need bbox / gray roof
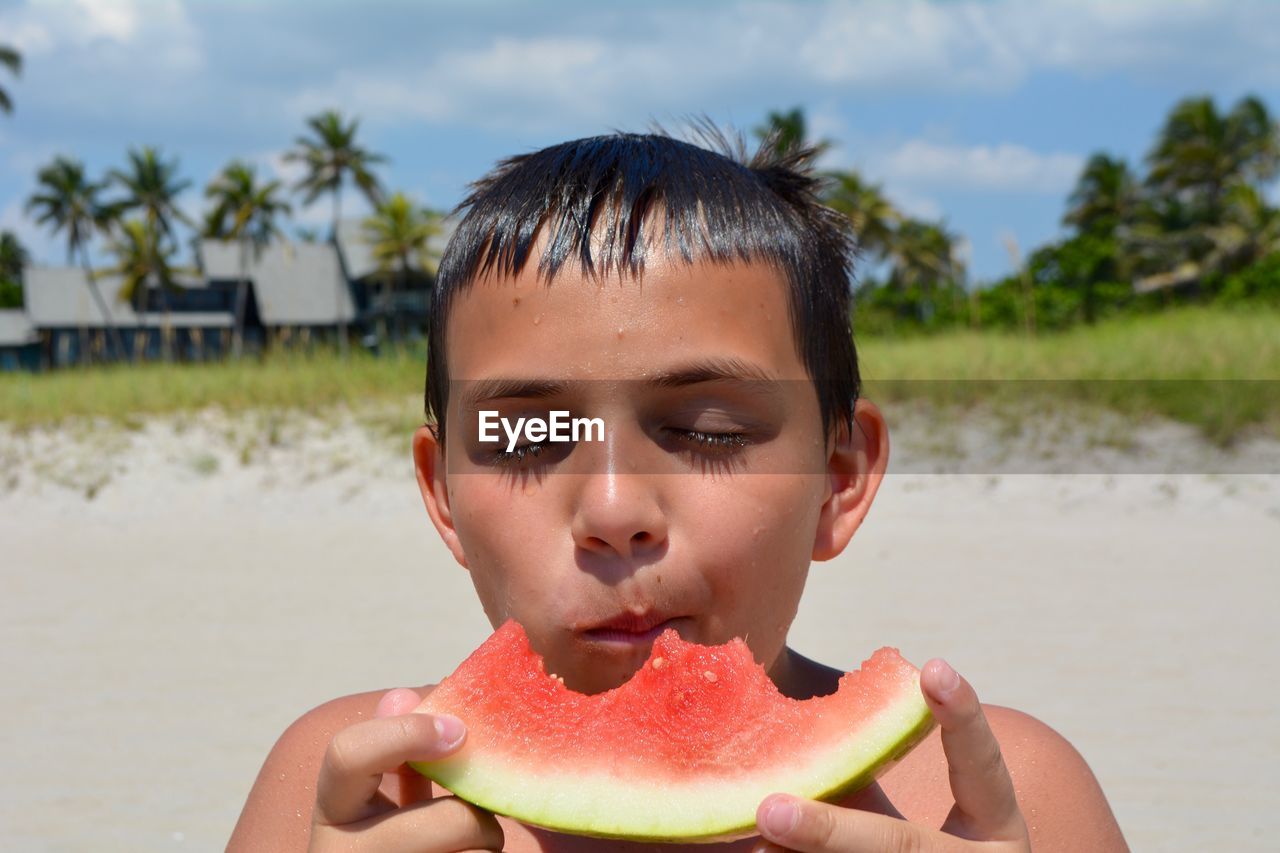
[27,267,145,328]
[334,215,456,281]
[0,309,39,346]
[24,267,231,329]
[200,240,355,325]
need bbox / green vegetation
[783,93,1280,333]
[0,345,426,430]
[0,43,19,116]
[2,306,1276,444]
[858,305,1280,445]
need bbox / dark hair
[425,127,860,445]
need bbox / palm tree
[285,110,387,354]
[108,146,193,245]
[0,44,20,115]
[107,146,193,327]
[887,218,965,322]
[1064,153,1138,239]
[104,218,185,361]
[204,160,292,357]
[0,231,26,280]
[753,106,832,158]
[27,156,128,362]
[1061,154,1139,321]
[361,192,441,340]
[1146,95,1280,225]
[286,110,387,236]
[0,231,26,308]
[823,171,900,263]
[1134,95,1280,292]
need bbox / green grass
[0,347,427,430]
[857,305,1280,444]
[2,305,1277,443]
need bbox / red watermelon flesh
[410,620,936,842]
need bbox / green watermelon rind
[410,675,936,842]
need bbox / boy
[229,131,1127,851]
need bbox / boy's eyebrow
[461,377,569,406]
[458,358,780,406]
[647,357,779,388]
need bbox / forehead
[443,249,807,381]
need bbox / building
[334,217,454,343]
[0,309,40,371]
[23,267,233,366]
[3,219,455,370]
[199,239,356,347]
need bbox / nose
[570,467,669,562]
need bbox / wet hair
[425,126,860,445]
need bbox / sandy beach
[1,405,1277,851]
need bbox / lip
[580,613,683,646]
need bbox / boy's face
[415,245,886,695]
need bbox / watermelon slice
[410,620,935,842]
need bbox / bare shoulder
[227,686,433,852]
[882,704,1129,851]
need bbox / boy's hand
[308,688,504,853]
[753,660,1031,852]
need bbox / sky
[1,0,1278,283]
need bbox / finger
[920,659,1025,841]
[310,795,503,853]
[314,712,466,826]
[375,688,424,719]
[758,794,959,853]
[749,841,788,853]
[375,689,437,807]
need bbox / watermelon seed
[652,657,665,670]
[703,670,718,683]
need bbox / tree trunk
[135,273,150,361]
[233,236,249,358]
[332,186,349,358]
[76,244,127,363]
[160,278,173,363]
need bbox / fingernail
[433,714,466,751]
[935,660,960,701]
[763,796,799,837]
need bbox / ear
[412,425,469,569]
[811,399,890,562]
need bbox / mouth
[579,612,686,646]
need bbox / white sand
[1,406,1277,851]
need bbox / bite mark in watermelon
[410,620,936,842]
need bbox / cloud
[0,0,202,78]
[878,140,1084,194]
[285,34,720,131]
[279,0,1280,132]
[797,0,1273,91]
[884,186,944,221]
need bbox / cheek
[686,474,824,594]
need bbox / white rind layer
[412,675,935,841]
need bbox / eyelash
[488,429,749,467]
